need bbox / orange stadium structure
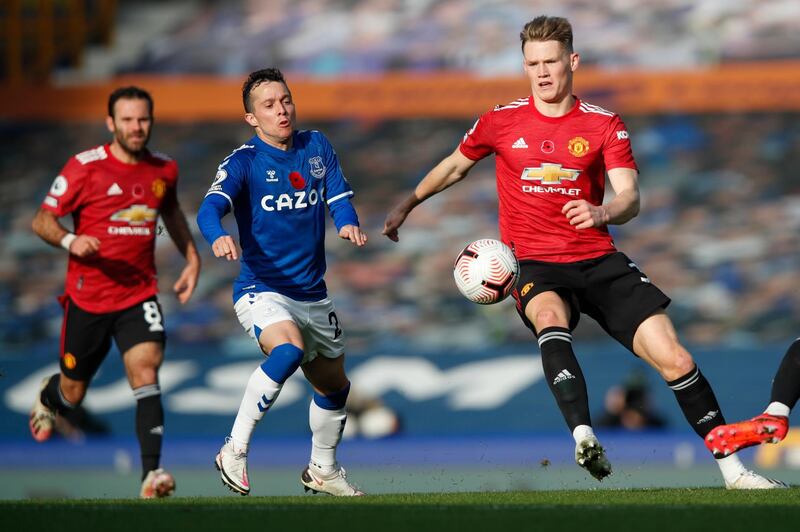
[2,61,800,121]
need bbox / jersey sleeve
[41,157,89,216]
[458,110,495,161]
[319,133,353,206]
[166,158,179,189]
[602,115,638,172]
[204,150,248,210]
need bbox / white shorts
[234,291,345,364]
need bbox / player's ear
[105,115,115,133]
[244,113,258,128]
[570,52,580,72]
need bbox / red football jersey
[459,96,637,263]
[41,144,178,313]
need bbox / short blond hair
[520,16,573,53]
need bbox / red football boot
[704,414,789,458]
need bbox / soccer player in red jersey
[29,86,201,498]
[384,16,786,489]
[704,339,798,456]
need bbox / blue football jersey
[200,130,356,302]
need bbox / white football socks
[765,401,791,417]
[572,424,595,444]
[229,366,282,453]
[716,453,747,484]
[309,399,347,473]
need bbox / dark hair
[242,68,287,113]
[108,86,153,118]
[520,16,573,53]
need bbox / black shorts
[512,252,671,353]
[59,296,166,381]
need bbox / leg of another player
[40,372,87,414]
[302,355,349,473]
[229,321,305,452]
[766,338,800,418]
[300,355,363,495]
[527,292,610,480]
[216,321,305,495]
[30,372,87,442]
[123,341,176,498]
[632,311,786,489]
[704,339,800,457]
[123,341,165,478]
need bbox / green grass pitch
[2,489,798,532]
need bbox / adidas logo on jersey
[107,183,123,196]
[149,425,164,435]
[697,410,719,425]
[512,137,529,149]
[553,370,575,385]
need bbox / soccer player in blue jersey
[197,68,367,496]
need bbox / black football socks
[770,339,800,410]
[668,366,725,438]
[538,327,592,431]
[134,384,164,479]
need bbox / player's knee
[261,343,304,383]
[130,366,159,389]
[662,346,695,381]
[533,309,565,330]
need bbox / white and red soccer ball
[453,239,519,305]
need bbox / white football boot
[725,470,789,490]
[575,435,613,481]
[140,468,176,499]
[301,464,365,496]
[215,437,250,495]
[29,377,55,443]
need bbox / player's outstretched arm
[31,208,100,257]
[160,191,201,304]
[197,193,238,261]
[562,167,640,229]
[383,148,477,242]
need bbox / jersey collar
[252,132,296,156]
[528,95,581,123]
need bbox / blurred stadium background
[1,0,800,498]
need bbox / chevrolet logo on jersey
[520,164,581,184]
[110,204,158,224]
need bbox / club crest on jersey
[520,282,534,297]
[520,164,581,184]
[265,169,279,183]
[309,156,326,179]
[568,136,590,157]
[152,178,167,199]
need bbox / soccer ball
[453,239,519,305]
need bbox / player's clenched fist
[68,234,101,257]
[562,200,609,230]
[212,235,239,261]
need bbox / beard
[115,130,150,156]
